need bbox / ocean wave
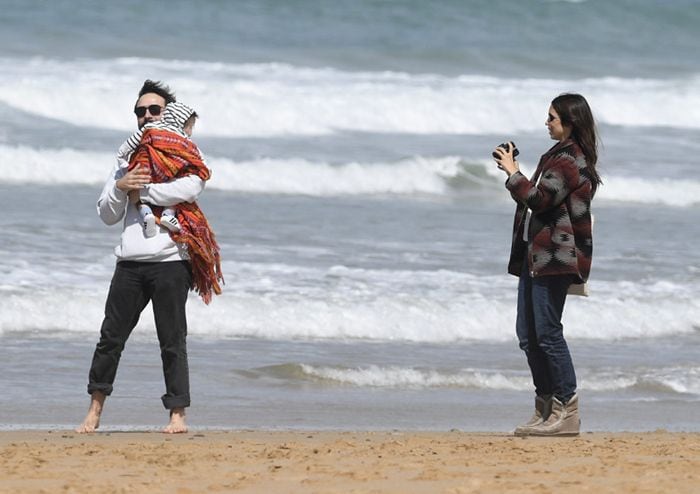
[597,176,700,207]
[0,144,498,195]
[2,144,700,206]
[207,155,498,195]
[0,144,112,185]
[300,364,531,390]
[1,265,698,343]
[1,57,699,137]
[243,363,700,395]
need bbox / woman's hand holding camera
[493,141,520,177]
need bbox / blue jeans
[87,261,192,409]
[516,263,577,403]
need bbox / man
[76,80,204,434]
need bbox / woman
[493,93,602,436]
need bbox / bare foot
[76,392,106,433]
[163,408,188,434]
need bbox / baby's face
[184,120,195,137]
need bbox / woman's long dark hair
[551,93,602,191]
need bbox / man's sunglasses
[134,105,163,118]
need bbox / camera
[492,141,519,159]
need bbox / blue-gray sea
[1,0,699,432]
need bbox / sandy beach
[0,430,698,493]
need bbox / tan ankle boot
[529,393,580,437]
[514,395,552,436]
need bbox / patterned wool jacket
[505,139,595,283]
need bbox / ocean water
[1,0,699,432]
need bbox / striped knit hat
[160,101,197,132]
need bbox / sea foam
[1,262,698,343]
[2,143,699,206]
[1,57,699,137]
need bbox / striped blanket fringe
[129,128,224,304]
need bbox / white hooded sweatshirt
[97,156,204,262]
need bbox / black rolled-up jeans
[87,260,192,409]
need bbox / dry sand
[1,430,698,493]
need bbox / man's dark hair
[137,79,176,105]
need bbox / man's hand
[116,165,150,192]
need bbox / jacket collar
[531,139,576,182]
[543,138,575,157]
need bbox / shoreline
[2,430,699,493]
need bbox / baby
[118,101,199,237]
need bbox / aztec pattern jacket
[505,138,595,283]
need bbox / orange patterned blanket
[129,128,223,304]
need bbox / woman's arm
[506,154,580,213]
